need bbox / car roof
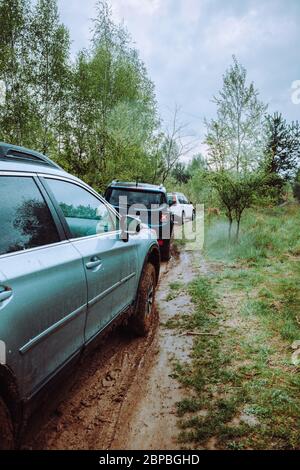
[0,141,77,181]
[108,181,166,193]
[167,192,184,197]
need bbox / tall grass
[204,204,300,264]
[204,203,300,342]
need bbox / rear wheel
[181,211,185,225]
[130,263,157,336]
[0,397,14,450]
[160,239,171,261]
[160,224,173,261]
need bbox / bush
[292,170,300,203]
[293,181,300,203]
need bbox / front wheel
[0,397,14,450]
[130,263,157,336]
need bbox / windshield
[107,188,166,209]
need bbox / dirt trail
[24,250,201,450]
[112,251,201,450]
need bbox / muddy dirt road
[24,250,201,450]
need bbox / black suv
[105,181,174,261]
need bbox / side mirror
[120,215,141,242]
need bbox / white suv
[167,192,195,225]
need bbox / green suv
[0,142,160,449]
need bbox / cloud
[57,0,300,158]
[117,0,161,15]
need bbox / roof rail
[0,143,61,169]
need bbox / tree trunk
[236,217,241,242]
[228,215,233,240]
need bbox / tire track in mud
[111,250,201,450]
[24,250,201,450]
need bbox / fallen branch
[179,331,219,337]
[209,311,217,317]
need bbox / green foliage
[293,170,300,202]
[0,0,35,145]
[205,56,267,174]
[205,204,300,264]
[0,0,160,191]
[263,113,300,180]
[209,170,267,240]
[29,0,71,155]
[260,113,300,202]
[60,0,159,191]
[175,206,300,449]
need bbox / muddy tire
[161,225,173,262]
[181,211,185,226]
[160,239,171,261]
[0,397,14,450]
[131,263,156,336]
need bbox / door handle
[0,287,12,303]
[86,257,102,270]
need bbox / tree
[159,105,196,183]
[29,0,71,155]
[204,118,229,171]
[172,162,191,184]
[62,0,158,190]
[0,0,36,145]
[260,113,300,202]
[209,171,266,240]
[0,0,159,190]
[187,154,207,174]
[264,113,297,178]
[205,56,267,174]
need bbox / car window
[0,176,60,256]
[167,194,173,204]
[167,193,177,205]
[46,179,115,239]
[178,195,185,204]
[106,188,166,209]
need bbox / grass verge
[175,204,300,450]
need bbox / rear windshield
[106,188,166,209]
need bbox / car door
[44,177,138,344]
[178,195,186,217]
[169,194,181,220]
[0,174,87,399]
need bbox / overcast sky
[57,0,300,157]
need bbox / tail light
[160,213,168,223]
